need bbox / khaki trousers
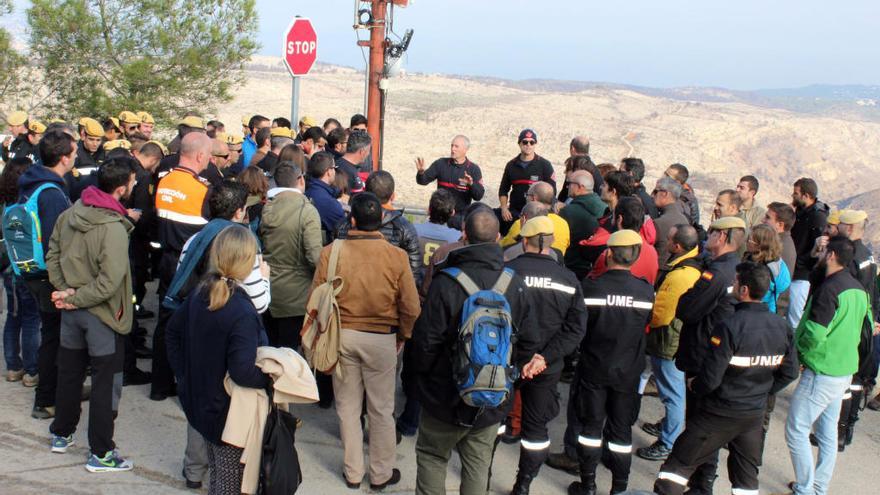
[333,329,398,485]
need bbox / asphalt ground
[1,281,878,494]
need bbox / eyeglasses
[520,140,536,145]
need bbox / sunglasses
[520,140,536,145]
[213,154,229,159]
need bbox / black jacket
[558,156,604,203]
[412,243,532,428]
[75,141,104,169]
[335,208,422,286]
[2,136,36,163]
[335,156,366,194]
[791,201,829,280]
[579,269,654,390]
[498,154,556,213]
[692,302,799,416]
[416,158,485,214]
[849,239,879,320]
[675,251,740,374]
[636,184,660,220]
[257,151,279,176]
[505,253,587,374]
[125,159,155,241]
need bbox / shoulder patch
[701,271,714,281]
[710,336,721,347]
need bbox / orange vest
[155,167,209,226]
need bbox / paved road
[1,283,878,494]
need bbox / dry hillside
[221,57,880,247]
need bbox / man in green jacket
[259,163,323,349]
[559,170,607,279]
[45,157,137,473]
[785,236,871,495]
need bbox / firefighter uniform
[504,217,587,495]
[68,118,106,201]
[416,157,485,227]
[673,216,743,493]
[498,153,556,217]
[655,301,799,495]
[151,166,210,398]
[1,111,34,163]
[837,210,879,451]
[570,230,654,495]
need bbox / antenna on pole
[354,0,412,171]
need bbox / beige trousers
[333,329,398,485]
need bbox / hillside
[219,57,880,246]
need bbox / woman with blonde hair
[744,223,791,313]
[166,225,270,495]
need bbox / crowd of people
[1,108,878,495]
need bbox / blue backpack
[2,183,63,278]
[442,267,517,409]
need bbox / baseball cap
[607,229,643,247]
[518,129,538,143]
[520,217,554,238]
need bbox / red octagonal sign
[283,17,318,76]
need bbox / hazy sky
[256,0,879,90]
[7,1,879,90]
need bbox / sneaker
[51,434,74,453]
[641,421,662,437]
[636,441,671,461]
[86,450,133,473]
[32,406,55,419]
[22,373,38,387]
[6,369,24,382]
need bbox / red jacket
[587,218,659,286]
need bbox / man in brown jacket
[311,192,420,491]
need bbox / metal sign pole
[291,76,301,128]
[290,76,299,132]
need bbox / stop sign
[283,17,318,76]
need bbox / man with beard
[788,178,829,328]
[46,157,138,472]
[137,112,155,139]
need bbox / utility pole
[357,0,409,171]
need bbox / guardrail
[399,206,428,225]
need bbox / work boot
[844,422,855,446]
[684,474,717,495]
[837,423,847,452]
[568,473,597,495]
[610,478,628,494]
[510,472,536,495]
[868,392,880,411]
[546,452,580,475]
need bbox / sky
[7,1,880,90]
[255,0,879,90]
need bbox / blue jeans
[787,280,810,328]
[785,369,851,495]
[652,356,685,449]
[3,272,40,375]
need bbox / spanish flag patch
[701,272,714,281]
[710,336,721,346]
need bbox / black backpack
[258,403,302,495]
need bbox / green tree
[0,0,27,104]
[27,0,258,121]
